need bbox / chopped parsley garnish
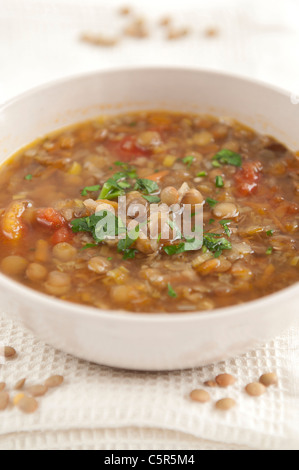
[219,219,231,237]
[209,218,215,224]
[81,185,101,196]
[71,211,126,242]
[117,225,139,260]
[107,257,113,261]
[142,195,161,204]
[206,197,218,208]
[134,178,159,195]
[99,167,137,200]
[122,248,137,260]
[71,211,140,260]
[202,233,232,256]
[164,243,185,256]
[197,171,207,177]
[212,149,242,167]
[266,230,274,237]
[183,155,195,168]
[114,162,137,178]
[266,247,273,255]
[117,181,131,189]
[215,175,224,188]
[163,235,202,256]
[24,174,33,181]
[168,283,177,298]
[80,243,98,250]
[163,232,231,257]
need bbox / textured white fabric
[0,314,299,450]
[0,0,299,450]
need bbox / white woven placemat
[0,313,298,450]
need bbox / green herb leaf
[209,218,215,224]
[71,211,125,243]
[98,166,137,200]
[114,162,137,178]
[212,149,242,167]
[203,233,232,256]
[134,178,159,195]
[81,185,101,196]
[183,156,195,168]
[168,283,177,298]
[24,174,33,181]
[142,195,161,204]
[122,248,137,260]
[219,219,231,237]
[215,175,224,188]
[206,197,218,208]
[164,243,185,256]
[117,225,140,260]
[266,230,274,237]
[197,171,207,177]
[80,243,98,250]
[163,231,203,256]
[266,246,273,255]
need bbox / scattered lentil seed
[204,380,218,388]
[167,27,189,40]
[81,33,119,47]
[2,346,17,359]
[124,18,149,38]
[13,393,25,406]
[190,389,211,403]
[0,392,9,411]
[160,16,172,27]
[245,382,266,397]
[0,383,6,392]
[215,398,236,411]
[17,395,38,414]
[259,373,278,387]
[204,27,219,38]
[45,375,64,388]
[14,378,26,391]
[27,385,48,398]
[215,374,236,388]
[119,6,131,16]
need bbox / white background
[0,0,299,103]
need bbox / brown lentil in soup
[1,111,299,313]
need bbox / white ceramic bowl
[0,68,298,371]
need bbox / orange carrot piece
[146,170,169,182]
[97,200,119,210]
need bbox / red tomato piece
[36,208,66,229]
[51,227,73,245]
[234,161,262,196]
[106,136,150,162]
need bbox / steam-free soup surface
[1,111,299,313]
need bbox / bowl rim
[0,65,298,323]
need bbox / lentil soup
[1,111,299,313]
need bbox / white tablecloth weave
[0,0,299,450]
[0,314,299,450]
